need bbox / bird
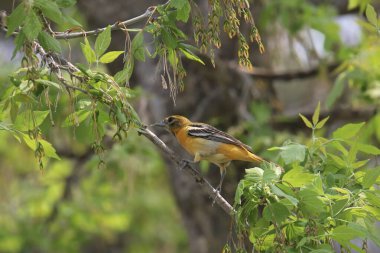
[152,115,267,191]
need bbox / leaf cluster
[232,105,380,252]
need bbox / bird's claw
[178,159,195,170]
[212,187,222,206]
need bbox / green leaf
[21,133,60,159]
[39,139,60,159]
[309,249,334,253]
[38,31,62,53]
[299,113,313,128]
[298,189,325,214]
[270,185,299,206]
[262,167,278,184]
[356,143,380,155]
[167,48,178,67]
[348,0,360,10]
[114,58,134,84]
[63,14,82,27]
[132,32,145,61]
[331,225,365,246]
[362,167,380,189]
[99,51,124,64]
[263,202,290,224]
[332,122,365,140]
[6,3,26,36]
[161,28,178,49]
[179,48,205,65]
[312,102,321,125]
[234,181,244,205]
[10,100,19,123]
[328,153,346,167]
[283,165,316,187]
[23,10,42,41]
[35,79,62,90]
[279,144,306,164]
[365,191,380,208]
[95,26,111,57]
[366,4,378,27]
[176,0,191,22]
[326,72,346,108]
[56,0,77,8]
[244,167,264,182]
[34,0,63,24]
[14,111,49,131]
[80,37,96,64]
[12,31,26,59]
[170,0,187,8]
[315,116,329,129]
[62,110,91,127]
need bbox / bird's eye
[167,117,174,124]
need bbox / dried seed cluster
[192,0,265,68]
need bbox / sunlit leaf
[270,185,298,206]
[298,189,325,214]
[331,225,365,246]
[14,111,49,131]
[283,165,316,187]
[95,26,111,57]
[316,116,329,129]
[99,51,124,64]
[179,48,205,65]
[80,37,96,64]
[278,144,306,164]
[362,167,380,189]
[299,113,313,128]
[332,122,365,140]
[62,110,91,127]
[312,102,320,125]
[39,139,60,159]
[326,72,346,108]
[366,4,378,27]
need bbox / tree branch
[33,41,90,94]
[228,61,339,80]
[138,127,236,216]
[53,6,156,40]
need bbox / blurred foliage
[0,130,187,253]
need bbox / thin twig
[228,61,339,80]
[34,42,89,94]
[138,127,236,216]
[53,6,157,40]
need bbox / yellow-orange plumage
[155,115,267,191]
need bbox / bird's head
[152,115,190,134]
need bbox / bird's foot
[178,159,196,170]
[212,186,222,206]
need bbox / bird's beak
[150,120,166,128]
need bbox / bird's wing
[187,123,253,152]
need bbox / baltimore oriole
[153,115,269,191]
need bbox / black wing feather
[188,123,253,152]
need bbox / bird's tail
[247,151,284,173]
[247,151,265,163]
